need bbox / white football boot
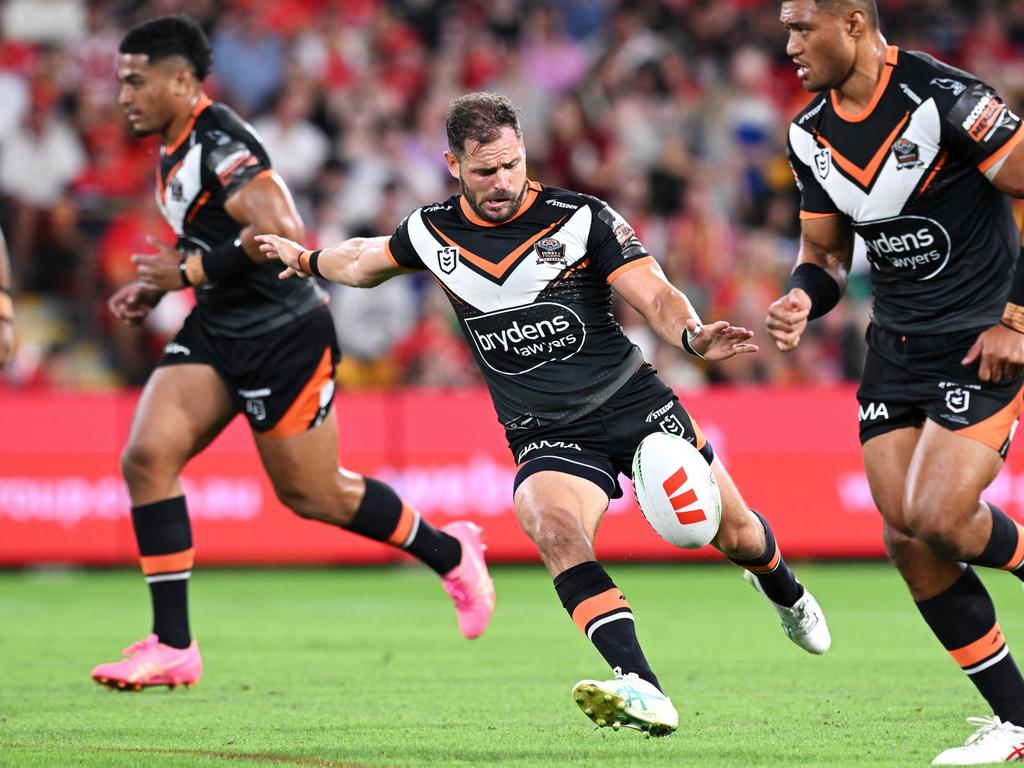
[932,717,1024,765]
[743,570,831,654]
[571,668,678,736]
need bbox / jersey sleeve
[943,81,1024,179]
[787,135,841,219]
[201,126,272,200]
[587,201,652,283]
[385,213,426,270]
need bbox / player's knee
[120,440,175,490]
[882,523,917,567]
[713,505,762,559]
[273,483,323,521]
[518,504,583,557]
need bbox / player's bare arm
[961,141,1024,382]
[766,214,854,352]
[136,172,303,292]
[0,226,14,366]
[611,260,758,361]
[255,233,412,288]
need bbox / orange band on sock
[571,588,629,634]
[140,548,195,575]
[1001,523,1024,570]
[387,503,417,547]
[949,623,1005,669]
[744,548,781,574]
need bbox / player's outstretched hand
[962,323,1024,382]
[255,234,308,280]
[133,236,186,292]
[108,281,163,327]
[0,316,13,367]
[687,318,758,361]
[765,289,812,352]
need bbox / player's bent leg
[94,364,234,690]
[866,428,1024,753]
[255,413,494,638]
[515,468,676,733]
[709,458,830,654]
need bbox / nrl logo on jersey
[814,147,831,179]
[437,246,458,274]
[535,237,567,265]
[892,138,924,170]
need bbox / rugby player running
[92,15,494,692]
[768,1,1024,763]
[259,92,832,736]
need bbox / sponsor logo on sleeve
[853,216,951,281]
[465,302,586,376]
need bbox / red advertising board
[1,386,1021,566]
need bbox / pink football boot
[441,521,496,639]
[91,634,202,690]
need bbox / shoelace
[961,716,1015,746]
[787,599,819,632]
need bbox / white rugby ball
[631,431,722,549]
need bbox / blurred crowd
[1,0,1023,391]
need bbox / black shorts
[158,305,340,438]
[858,323,1024,457]
[508,364,715,499]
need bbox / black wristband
[201,238,256,283]
[785,262,841,320]
[308,249,324,279]
[178,260,191,287]
[0,286,11,297]
[1009,245,1024,305]
[681,327,702,357]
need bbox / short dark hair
[808,0,879,29]
[119,15,212,81]
[445,92,522,157]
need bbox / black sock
[966,503,1024,580]
[346,477,462,575]
[554,561,661,691]
[728,509,803,607]
[131,496,193,649]
[916,567,1024,725]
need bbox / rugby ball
[631,431,721,549]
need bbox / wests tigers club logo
[534,238,567,265]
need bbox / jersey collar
[164,93,213,155]
[830,45,899,123]
[459,179,543,227]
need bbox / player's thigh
[253,408,359,520]
[514,469,610,549]
[122,364,235,499]
[861,426,920,534]
[904,419,1003,528]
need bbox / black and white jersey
[386,181,651,431]
[788,47,1023,334]
[157,95,325,338]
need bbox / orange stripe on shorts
[571,588,629,634]
[263,347,333,439]
[140,548,195,576]
[949,623,1005,669]
[955,382,1024,453]
[744,548,781,574]
[1001,523,1024,571]
[387,503,417,547]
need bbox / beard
[460,174,528,224]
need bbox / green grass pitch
[1,562,1022,767]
